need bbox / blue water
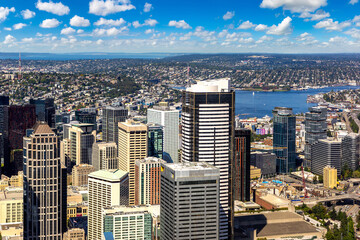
[235,86,360,118]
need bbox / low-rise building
[250,165,262,179]
[324,166,337,189]
[0,190,23,223]
[63,228,85,240]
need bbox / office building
[323,166,337,189]
[75,110,97,131]
[273,107,296,173]
[69,123,96,165]
[0,190,23,223]
[250,166,262,179]
[135,157,165,205]
[147,123,163,159]
[102,106,128,144]
[63,228,85,240]
[72,164,95,186]
[304,106,327,167]
[92,142,118,171]
[23,122,64,239]
[0,96,9,176]
[29,98,55,128]
[311,139,342,176]
[181,78,234,239]
[234,128,251,202]
[251,152,277,177]
[160,162,220,240]
[118,120,147,206]
[342,133,360,171]
[147,107,179,163]
[88,170,129,240]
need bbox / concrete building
[147,107,179,163]
[160,162,220,240]
[63,228,85,240]
[102,106,128,144]
[72,164,95,186]
[118,120,147,206]
[324,166,337,189]
[0,190,22,223]
[23,122,65,239]
[311,139,342,176]
[92,142,118,171]
[88,170,129,240]
[181,78,234,240]
[135,157,166,205]
[250,166,262,179]
[251,152,277,177]
[342,133,360,171]
[147,123,163,159]
[69,124,96,165]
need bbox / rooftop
[136,157,166,164]
[186,78,230,93]
[166,162,219,171]
[88,169,128,181]
[33,121,54,134]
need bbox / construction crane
[301,163,309,198]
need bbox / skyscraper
[147,123,163,159]
[272,107,296,173]
[304,106,327,167]
[311,139,341,176]
[181,78,234,239]
[0,96,9,176]
[69,123,96,165]
[147,107,179,163]
[72,164,95,186]
[102,106,128,144]
[29,98,55,128]
[92,142,118,171]
[118,120,147,205]
[160,162,220,240]
[75,110,97,131]
[23,122,64,239]
[234,128,251,202]
[342,133,360,171]
[88,170,129,240]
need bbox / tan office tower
[118,120,148,206]
[69,124,96,165]
[88,170,129,240]
[23,122,64,240]
[72,164,95,186]
[135,157,166,205]
[92,142,118,171]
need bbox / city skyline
[0,0,360,53]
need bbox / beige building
[0,190,23,223]
[118,120,148,206]
[72,164,95,186]
[60,138,71,165]
[63,228,85,240]
[250,165,262,179]
[0,172,23,190]
[69,124,96,165]
[92,142,118,171]
[324,165,337,189]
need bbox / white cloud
[13,23,27,30]
[314,19,351,31]
[3,35,15,44]
[223,11,235,20]
[345,28,360,39]
[36,0,70,16]
[260,0,327,13]
[96,39,104,45]
[0,7,15,23]
[299,10,330,21]
[256,35,273,43]
[132,18,158,28]
[70,15,90,27]
[89,0,135,16]
[143,3,152,12]
[218,30,228,38]
[266,16,292,35]
[77,29,84,34]
[21,9,36,19]
[350,0,359,4]
[329,36,349,43]
[61,27,76,35]
[93,26,128,36]
[145,29,154,34]
[193,26,216,41]
[238,37,254,44]
[354,15,360,22]
[237,21,256,30]
[22,37,34,42]
[4,27,11,31]
[255,24,268,31]
[168,20,191,29]
[94,17,126,26]
[40,18,61,28]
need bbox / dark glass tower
[102,106,128,144]
[29,98,55,128]
[234,128,251,202]
[272,107,296,173]
[0,96,9,176]
[147,123,163,159]
[75,110,97,130]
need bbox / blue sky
[1,0,360,53]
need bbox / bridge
[303,193,360,204]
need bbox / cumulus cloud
[93,26,128,36]
[238,37,254,44]
[70,15,90,27]
[40,18,61,28]
[3,35,16,44]
[96,39,104,45]
[266,16,292,35]
[168,20,191,29]
[61,27,76,35]
[314,19,351,31]
[4,27,11,31]
[89,0,135,16]
[77,29,84,34]
[0,7,15,23]
[256,35,273,43]
[260,0,327,13]
[145,29,154,34]
[132,19,158,28]
[21,9,36,19]
[345,28,360,39]
[223,11,235,20]
[350,0,359,4]
[237,20,256,30]
[299,10,330,21]
[13,23,27,30]
[36,0,70,16]
[255,24,268,31]
[22,37,34,43]
[94,17,126,26]
[143,3,153,12]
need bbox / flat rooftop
[89,169,128,181]
[166,162,218,171]
[0,191,22,201]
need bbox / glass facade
[147,124,163,159]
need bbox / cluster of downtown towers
[0,79,303,240]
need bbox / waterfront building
[160,162,220,240]
[311,139,342,176]
[147,123,163,159]
[250,152,277,177]
[147,107,179,163]
[342,133,360,171]
[102,106,128,144]
[118,120,147,206]
[69,123,96,165]
[72,164,95,186]
[272,107,296,173]
[88,170,129,240]
[23,122,65,239]
[75,110,97,131]
[181,78,234,239]
[92,142,118,171]
[323,166,337,189]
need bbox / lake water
[235,86,360,118]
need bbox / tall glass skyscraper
[272,107,296,173]
[102,106,128,144]
[147,123,163,159]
